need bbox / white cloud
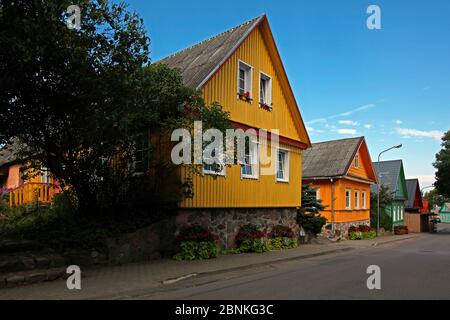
[395,120,403,124]
[407,175,436,189]
[338,120,359,126]
[363,124,373,129]
[336,128,357,135]
[306,103,375,124]
[395,128,444,141]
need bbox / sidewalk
[0,233,421,300]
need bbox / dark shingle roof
[371,160,403,195]
[157,15,263,88]
[0,139,21,167]
[405,179,419,209]
[302,137,363,179]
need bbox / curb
[370,234,422,247]
[164,247,355,284]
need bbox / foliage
[0,0,231,217]
[424,188,448,209]
[0,192,169,251]
[297,184,327,236]
[348,225,376,240]
[270,237,298,250]
[173,241,218,261]
[370,186,393,231]
[176,225,219,243]
[269,225,295,238]
[434,130,450,198]
[237,239,271,253]
[234,224,270,253]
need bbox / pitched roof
[157,15,263,89]
[371,160,404,196]
[405,178,420,209]
[302,137,364,179]
[0,139,21,167]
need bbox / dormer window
[259,72,272,110]
[237,60,252,102]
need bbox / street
[137,224,450,300]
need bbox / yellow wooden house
[159,15,311,247]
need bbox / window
[259,72,272,106]
[237,61,252,98]
[276,149,290,182]
[362,191,366,209]
[203,149,226,176]
[41,167,50,184]
[133,133,150,175]
[345,189,351,209]
[241,140,258,179]
[355,191,360,209]
[316,188,321,200]
[354,154,359,168]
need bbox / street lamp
[377,144,402,235]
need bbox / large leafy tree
[434,130,450,198]
[0,0,230,216]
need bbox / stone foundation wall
[176,208,299,249]
[322,219,370,238]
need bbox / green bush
[348,230,376,240]
[173,241,218,260]
[270,237,298,250]
[0,192,170,251]
[237,238,271,253]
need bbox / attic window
[259,72,272,110]
[237,60,252,102]
[354,155,359,168]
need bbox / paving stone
[46,268,65,281]
[6,275,25,287]
[26,272,47,284]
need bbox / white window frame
[275,148,290,183]
[41,167,50,184]
[355,191,360,209]
[237,60,253,100]
[354,154,359,168]
[259,71,272,106]
[362,191,367,209]
[203,151,226,176]
[345,189,351,209]
[240,140,259,180]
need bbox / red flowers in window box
[259,102,272,111]
[238,91,252,102]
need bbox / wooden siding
[304,178,371,223]
[180,141,302,208]
[202,25,304,142]
[180,23,308,209]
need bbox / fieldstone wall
[322,219,370,238]
[176,208,299,249]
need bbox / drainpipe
[330,178,335,237]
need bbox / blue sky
[124,0,450,188]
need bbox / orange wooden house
[302,137,377,236]
[0,141,59,206]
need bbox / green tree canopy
[0,0,230,216]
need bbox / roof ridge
[311,136,363,145]
[156,15,263,63]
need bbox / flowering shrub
[269,225,295,238]
[174,225,219,260]
[176,224,219,243]
[348,225,376,240]
[268,225,298,250]
[235,224,270,253]
[394,225,409,235]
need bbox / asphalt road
[140,224,450,300]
